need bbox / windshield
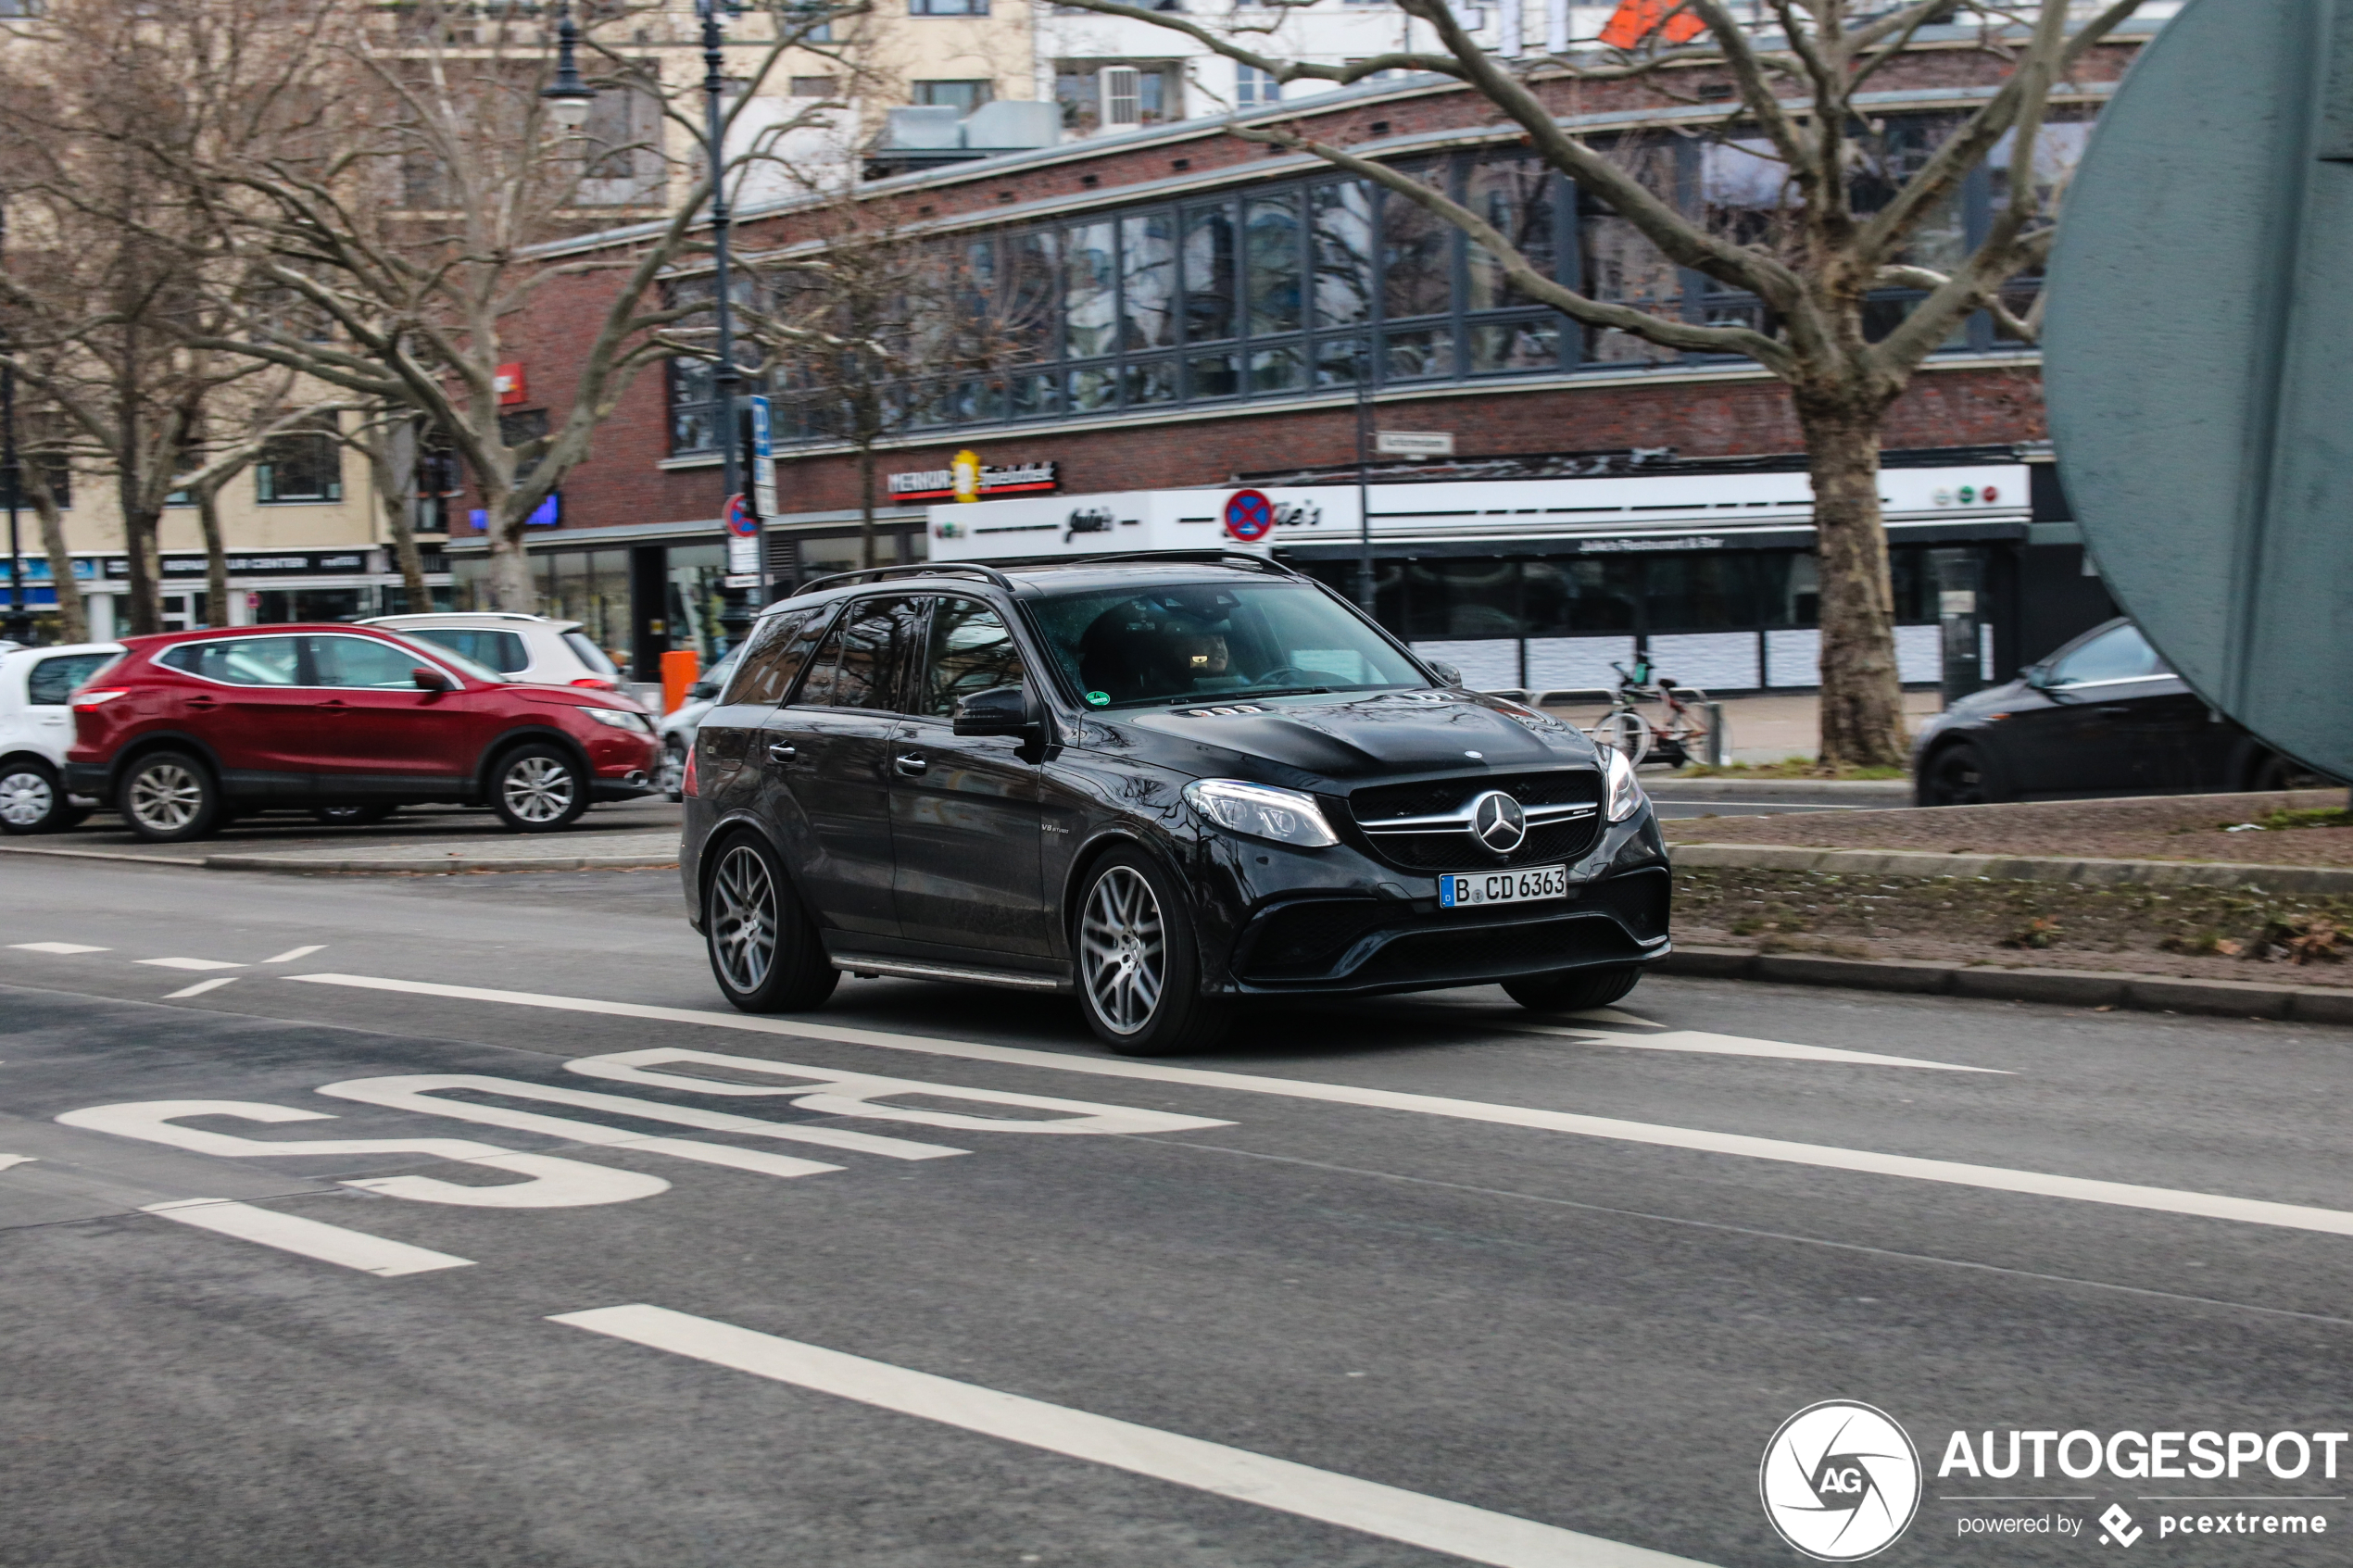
[1026,580,1429,709]
[384,632,507,684]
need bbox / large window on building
[669,117,2032,457]
[255,417,344,504]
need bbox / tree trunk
[488,514,533,611]
[195,480,230,627]
[120,504,162,635]
[25,466,83,644]
[364,417,430,610]
[1795,391,1908,770]
[858,445,877,570]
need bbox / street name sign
[1375,430,1454,458]
[2045,0,2353,779]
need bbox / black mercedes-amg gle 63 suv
[680,554,1670,1055]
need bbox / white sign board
[749,396,777,521]
[1375,430,1455,458]
[727,533,761,575]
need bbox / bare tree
[17,423,84,644]
[156,0,853,611]
[355,405,434,612]
[1040,0,2138,766]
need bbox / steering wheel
[1249,666,1326,688]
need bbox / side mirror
[953,684,1037,738]
[1428,660,1463,687]
[412,666,454,692]
[2022,664,2053,690]
[689,679,718,701]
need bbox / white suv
[359,612,628,692]
[0,641,125,834]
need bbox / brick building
[451,19,2147,688]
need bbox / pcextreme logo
[1760,1401,1924,1562]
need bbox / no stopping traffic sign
[1224,489,1274,543]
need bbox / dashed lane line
[552,1304,1713,1568]
[287,972,2353,1239]
[138,958,245,972]
[263,946,326,964]
[142,1198,474,1276]
[164,978,237,1000]
[1506,1025,2006,1073]
[9,942,108,955]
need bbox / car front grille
[1343,770,1604,872]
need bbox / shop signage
[495,362,527,405]
[887,459,1058,502]
[1375,430,1455,458]
[1575,534,1730,554]
[107,550,375,579]
[466,494,562,531]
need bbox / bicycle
[1587,657,1714,768]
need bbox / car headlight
[1182,779,1338,848]
[582,706,652,734]
[1604,746,1646,823]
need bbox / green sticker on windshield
[1085,690,1111,708]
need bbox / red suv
[66,624,660,842]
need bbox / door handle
[766,742,797,763]
[320,699,350,711]
[894,752,928,776]
[2091,705,2132,716]
[185,696,218,709]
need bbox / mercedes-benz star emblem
[1471,790,1527,853]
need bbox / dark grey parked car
[1912,618,2329,805]
[679,554,1673,1055]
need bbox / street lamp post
[538,2,595,133]
[694,0,759,607]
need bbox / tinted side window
[725,608,827,707]
[799,596,920,711]
[26,652,117,707]
[920,598,1025,718]
[410,627,528,674]
[2051,624,2164,685]
[310,635,430,690]
[158,636,301,686]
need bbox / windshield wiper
[1158,685,1330,706]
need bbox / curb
[0,843,206,868]
[1649,776,1912,799]
[1667,842,2353,896]
[204,852,679,874]
[1654,945,2353,1023]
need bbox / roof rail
[980,549,1307,578]
[786,562,1019,598]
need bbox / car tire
[118,750,222,843]
[0,759,76,835]
[488,743,589,833]
[1502,965,1642,1013]
[1074,847,1229,1057]
[702,833,838,1012]
[1917,743,2002,807]
[2249,752,2334,793]
[660,739,687,803]
[314,803,397,827]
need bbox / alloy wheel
[1080,865,1165,1036]
[0,769,53,828]
[129,763,203,834]
[710,844,777,993]
[501,756,576,823]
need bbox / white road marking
[262,945,327,964]
[1563,1008,1662,1028]
[552,1304,1713,1568]
[143,1198,473,1276]
[58,1100,670,1209]
[138,958,245,972]
[10,942,108,955]
[562,1050,1232,1136]
[0,1154,35,1173]
[1510,1025,2006,1073]
[290,972,2353,1239]
[164,978,237,1000]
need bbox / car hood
[1105,689,1602,791]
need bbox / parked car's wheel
[659,739,687,802]
[1917,743,2001,807]
[1075,847,1228,1057]
[703,834,838,1012]
[119,750,222,843]
[0,759,83,834]
[488,743,589,832]
[2249,752,2335,793]
[314,803,396,827]
[1503,965,1642,1013]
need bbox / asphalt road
[4,859,2349,1568]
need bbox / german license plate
[1439,864,1569,909]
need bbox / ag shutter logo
[1761,1401,1923,1561]
[2098,1504,2143,1548]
